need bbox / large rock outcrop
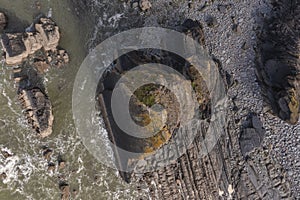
[256,0,300,124]
[18,88,53,138]
[1,17,61,65]
[0,15,69,138]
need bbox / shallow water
[0,0,144,199]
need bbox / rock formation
[96,18,294,199]
[256,0,300,124]
[1,17,64,65]
[18,88,54,138]
[0,15,69,137]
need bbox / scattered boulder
[0,12,7,31]
[57,155,66,170]
[43,148,53,161]
[217,4,232,13]
[58,161,66,170]
[59,183,70,200]
[1,150,12,158]
[33,60,50,73]
[232,23,242,34]
[0,172,7,180]
[47,163,56,172]
[239,113,265,156]
[205,15,218,28]
[139,0,151,11]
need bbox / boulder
[33,60,51,73]
[35,18,60,51]
[1,33,28,65]
[239,113,265,156]
[59,184,70,200]
[139,0,151,11]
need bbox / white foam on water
[108,13,124,28]
[1,89,20,116]
[0,147,35,185]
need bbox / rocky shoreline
[0,0,299,199]
[88,0,299,198]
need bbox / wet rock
[18,88,54,138]
[33,61,50,73]
[0,12,7,31]
[43,148,53,161]
[139,0,151,11]
[0,172,7,180]
[47,49,70,68]
[1,151,12,158]
[58,159,66,170]
[47,162,56,172]
[59,183,70,200]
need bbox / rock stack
[1,17,68,66]
[256,0,300,124]
[0,15,69,137]
[18,88,54,138]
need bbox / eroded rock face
[256,0,300,124]
[18,88,54,138]
[1,17,64,66]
